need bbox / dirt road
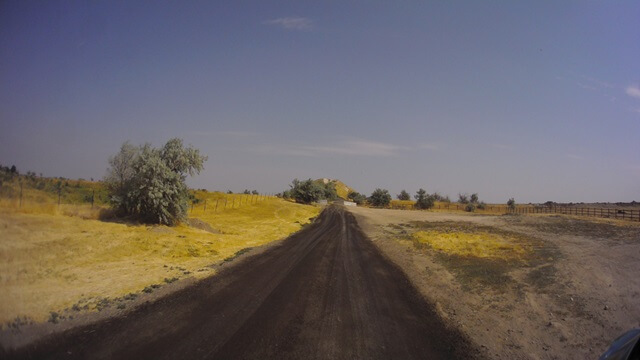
[3,206,478,360]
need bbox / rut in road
[5,206,479,360]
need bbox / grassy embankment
[0,177,320,326]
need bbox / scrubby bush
[477,201,486,210]
[347,191,367,205]
[251,190,259,195]
[414,188,435,210]
[458,193,469,204]
[465,203,476,212]
[507,198,516,211]
[397,190,410,201]
[368,188,391,207]
[104,138,207,225]
[470,193,479,204]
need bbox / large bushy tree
[287,179,338,204]
[368,188,391,207]
[105,138,207,225]
[289,178,326,204]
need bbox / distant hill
[315,178,355,200]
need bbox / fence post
[58,187,61,207]
[91,190,95,209]
[20,182,23,208]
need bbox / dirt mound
[186,218,221,234]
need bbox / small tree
[414,188,435,210]
[470,193,479,204]
[397,190,411,201]
[458,193,469,204]
[369,188,391,207]
[507,198,516,211]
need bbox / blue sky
[1,1,639,202]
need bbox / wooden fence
[506,205,640,222]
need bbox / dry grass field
[0,192,320,327]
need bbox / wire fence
[187,193,277,215]
[389,202,640,222]
[0,181,277,219]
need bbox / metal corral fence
[390,202,640,222]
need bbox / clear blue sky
[1,1,639,203]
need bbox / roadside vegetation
[0,143,321,327]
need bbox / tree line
[279,180,516,212]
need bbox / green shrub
[465,203,476,212]
[348,191,366,205]
[397,190,411,201]
[414,188,435,209]
[369,188,391,207]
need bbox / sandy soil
[348,207,640,360]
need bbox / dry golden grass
[411,230,528,260]
[0,196,320,325]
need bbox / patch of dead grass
[0,198,320,325]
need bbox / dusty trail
[4,206,478,360]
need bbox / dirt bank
[349,207,640,360]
